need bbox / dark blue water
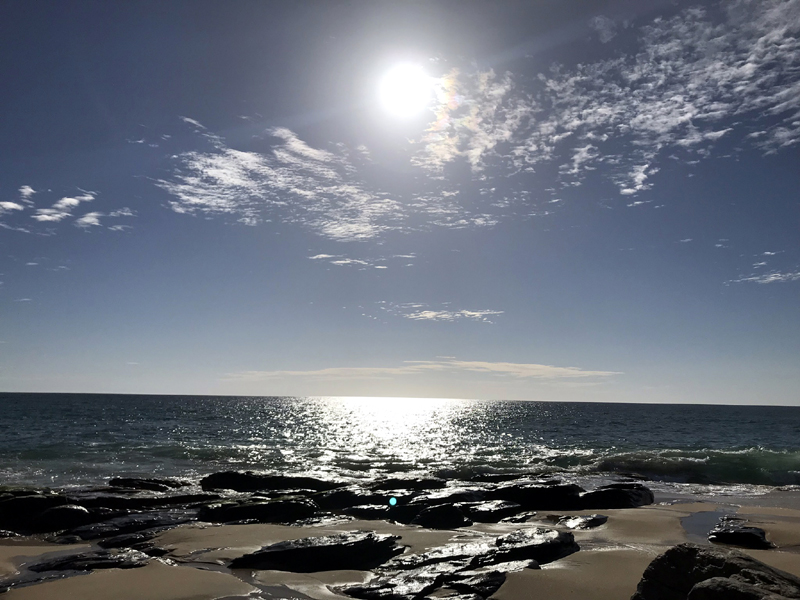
[1,394,799,492]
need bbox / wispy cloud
[730,271,800,284]
[32,191,95,222]
[225,357,621,381]
[379,302,504,323]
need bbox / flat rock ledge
[631,543,800,600]
[229,531,404,571]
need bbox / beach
[2,478,800,600]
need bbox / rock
[485,527,579,566]
[448,569,507,598]
[108,477,187,492]
[69,512,190,540]
[579,483,654,509]
[200,471,341,492]
[555,514,608,529]
[30,504,94,532]
[631,543,800,600]
[411,504,472,529]
[409,488,487,506]
[71,492,221,510]
[0,493,69,531]
[343,561,456,599]
[469,473,533,483]
[0,530,20,538]
[458,501,523,523]
[370,477,447,491]
[313,487,391,510]
[342,504,422,524]
[198,499,318,523]
[97,530,160,549]
[708,516,774,549]
[500,511,538,524]
[229,531,403,571]
[28,549,151,572]
[488,482,584,510]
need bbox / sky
[1,0,799,404]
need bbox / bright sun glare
[379,64,433,118]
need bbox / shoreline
[0,474,799,599]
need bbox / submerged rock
[579,482,654,509]
[200,471,342,493]
[708,516,774,549]
[198,499,318,523]
[229,531,403,571]
[631,542,800,600]
[370,477,447,491]
[28,549,151,572]
[411,504,472,529]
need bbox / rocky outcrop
[0,493,69,531]
[30,504,94,532]
[230,531,403,571]
[631,543,800,600]
[708,516,774,549]
[200,471,342,492]
[457,501,523,523]
[108,477,188,492]
[488,482,585,510]
[555,514,608,529]
[580,483,654,509]
[198,498,318,523]
[411,504,472,529]
[28,549,151,572]
[370,477,447,491]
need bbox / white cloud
[0,202,25,212]
[380,302,504,323]
[731,271,800,284]
[75,212,103,228]
[225,357,621,381]
[179,116,207,130]
[590,15,618,43]
[19,185,35,200]
[32,191,95,223]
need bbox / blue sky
[1,0,799,404]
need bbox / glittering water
[1,394,799,492]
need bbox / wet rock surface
[198,498,318,523]
[488,482,585,510]
[411,504,472,529]
[553,514,608,529]
[707,516,774,549]
[108,477,188,492]
[457,500,523,523]
[580,482,655,509]
[229,531,403,571]
[200,471,342,493]
[28,549,151,572]
[631,543,800,600]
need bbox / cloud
[730,271,800,284]
[157,128,399,241]
[32,191,95,222]
[379,302,504,323]
[18,186,35,204]
[75,212,103,228]
[0,201,25,213]
[590,15,618,43]
[225,357,621,381]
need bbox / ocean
[1,394,799,496]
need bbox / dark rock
[708,516,774,550]
[28,549,151,572]
[108,477,187,492]
[500,511,538,524]
[469,473,533,483]
[631,543,800,600]
[411,504,472,529]
[409,488,487,506]
[688,576,798,600]
[484,527,579,566]
[555,514,608,529]
[69,512,190,540]
[30,504,94,532]
[200,471,342,493]
[0,493,69,531]
[0,530,21,538]
[458,501,523,523]
[343,561,456,599]
[97,529,160,549]
[229,531,403,571]
[448,570,507,598]
[70,492,220,511]
[198,499,318,523]
[488,482,584,510]
[313,487,389,510]
[580,483,654,509]
[341,504,422,524]
[370,478,447,491]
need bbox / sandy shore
[2,495,800,600]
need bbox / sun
[379,64,433,118]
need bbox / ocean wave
[589,448,800,486]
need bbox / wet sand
[2,496,800,600]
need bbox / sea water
[1,394,799,496]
